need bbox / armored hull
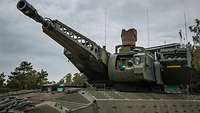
[24,89,200,113]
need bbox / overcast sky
[0,0,199,82]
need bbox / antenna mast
[179,29,184,47]
[183,0,188,44]
[104,8,108,49]
[146,8,150,47]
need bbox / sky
[0,0,199,82]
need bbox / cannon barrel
[17,0,45,24]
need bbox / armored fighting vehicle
[17,0,200,113]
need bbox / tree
[192,48,200,72]
[7,61,33,89]
[189,19,200,92]
[190,19,200,76]
[189,19,200,48]
[37,69,48,87]
[64,73,72,85]
[7,61,48,90]
[0,72,6,88]
[72,73,87,86]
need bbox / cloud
[0,0,199,81]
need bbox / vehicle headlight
[134,56,141,65]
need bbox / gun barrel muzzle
[17,0,44,23]
[17,0,26,10]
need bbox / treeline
[0,61,49,92]
[59,73,87,86]
[192,48,200,73]
[190,19,200,92]
[0,61,88,93]
[191,48,200,92]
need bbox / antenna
[146,8,150,47]
[179,29,184,47]
[179,29,183,44]
[183,0,188,44]
[104,8,108,50]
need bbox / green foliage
[64,73,72,85]
[37,69,49,86]
[6,61,48,90]
[0,72,6,88]
[192,48,200,72]
[191,48,200,91]
[190,19,200,73]
[60,73,87,86]
[189,19,200,48]
[190,19,200,92]
[72,73,87,86]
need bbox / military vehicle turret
[17,0,191,90]
[16,1,200,113]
